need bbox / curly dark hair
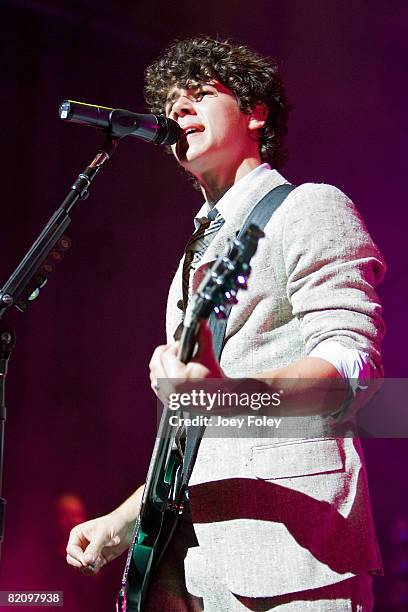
[144,36,290,169]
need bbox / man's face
[165,80,254,176]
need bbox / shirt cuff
[309,340,371,419]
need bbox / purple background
[0,1,406,609]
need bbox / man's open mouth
[183,125,204,137]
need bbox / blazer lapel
[191,169,288,293]
[191,216,241,293]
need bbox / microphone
[58,100,181,145]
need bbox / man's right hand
[66,511,132,575]
[66,485,144,575]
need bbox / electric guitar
[116,224,264,611]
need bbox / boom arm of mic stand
[0,133,120,557]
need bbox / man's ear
[248,102,268,131]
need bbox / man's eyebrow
[165,83,212,107]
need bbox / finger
[83,534,119,565]
[148,345,168,372]
[66,553,83,569]
[168,341,180,353]
[80,559,105,576]
[66,540,89,565]
[149,345,169,387]
[160,341,188,376]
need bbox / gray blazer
[166,169,385,598]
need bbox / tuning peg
[224,289,238,304]
[212,274,223,286]
[58,235,72,252]
[214,304,228,319]
[235,274,248,290]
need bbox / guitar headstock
[184,223,265,326]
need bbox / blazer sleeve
[282,183,386,377]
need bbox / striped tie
[175,207,224,456]
[181,207,224,311]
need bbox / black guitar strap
[181,183,296,493]
[208,183,296,359]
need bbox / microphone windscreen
[161,118,182,145]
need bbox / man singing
[66,37,385,610]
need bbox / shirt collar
[193,163,273,229]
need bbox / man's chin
[176,144,203,164]
[180,142,218,168]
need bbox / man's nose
[171,95,196,119]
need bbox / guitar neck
[178,319,199,364]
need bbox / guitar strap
[181,183,296,493]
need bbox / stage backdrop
[0,1,406,610]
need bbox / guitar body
[117,440,184,612]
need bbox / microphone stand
[0,133,121,558]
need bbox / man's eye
[195,90,212,101]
